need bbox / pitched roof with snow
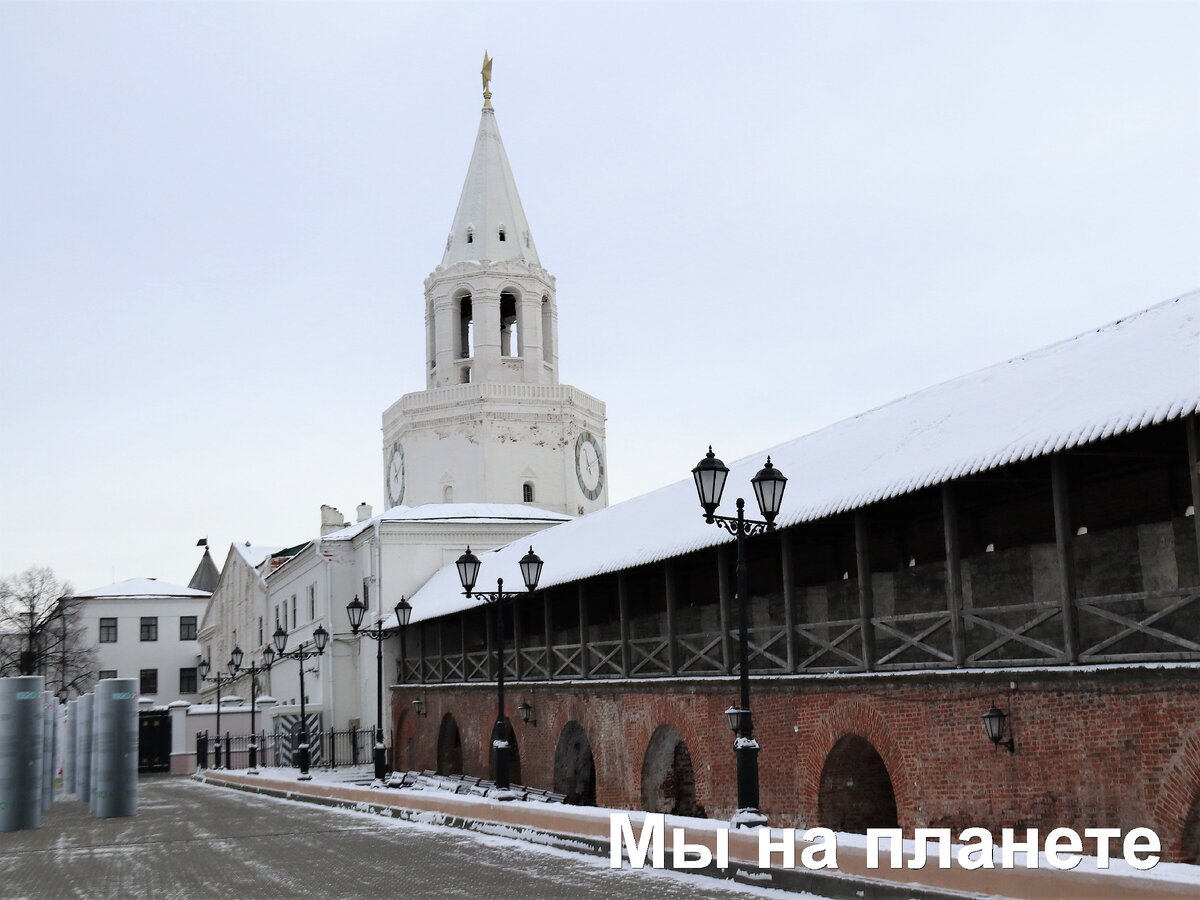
[232,543,284,570]
[391,291,1200,626]
[318,503,571,543]
[74,578,210,600]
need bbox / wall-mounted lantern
[412,697,427,718]
[517,701,536,726]
[981,702,1016,753]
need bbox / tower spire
[441,57,539,268]
[481,51,493,110]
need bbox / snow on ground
[229,767,1200,888]
[197,777,822,899]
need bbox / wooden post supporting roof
[941,483,967,667]
[1188,414,1200,567]
[577,583,590,678]
[418,620,427,684]
[854,512,877,671]
[617,572,632,677]
[1052,455,1081,663]
[512,597,523,680]
[781,530,798,673]
[399,621,408,684]
[436,617,445,682]
[543,591,554,679]
[485,605,494,681]
[717,545,734,675]
[459,614,468,683]
[664,561,679,675]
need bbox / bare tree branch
[0,566,95,696]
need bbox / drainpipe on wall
[325,547,335,732]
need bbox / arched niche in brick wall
[393,708,417,773]
[1154,725,1200,861]
[817,734,898,833]
[490,719,522,785]
[554,720,596,806]
[437,713,463,776]
[641,724,705,818]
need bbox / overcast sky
[1,1,1197,593]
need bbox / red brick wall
[391,666,1200,861]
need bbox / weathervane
[482,51,493,109]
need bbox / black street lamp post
[692,447,787,827]
[244,646,276,774]
[454,545,544,792]
[272,624,329,781]
[198,648,243,769]
[345,595,413,781]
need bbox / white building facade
[73,577,210,705]
[196,541,285,704]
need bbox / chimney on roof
[357,502,373,523]
[320,504,348,536]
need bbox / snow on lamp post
[343,594,412,782]
[199,653,241,770]
[272,624,328,781]
[243,645,275,774]
[454,545,543,793]
[692,448,787,828]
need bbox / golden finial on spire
[481,51,493,109]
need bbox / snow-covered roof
[74,577,210,600]
[319,503,571,543]
[392,291,1200,626]
[233,542,284,570]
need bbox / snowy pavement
[0,777,819,899]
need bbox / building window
[307,584,316,621]
[523,482,534,503]
[179,668,198,694]
[140,669,158,694]
[98,669,117,680]
[291,595,297,628]
[98,618,117,643]
[275,605,280,629]
[362,579,370,608]
[466,228,473,244]
[140,617,158,641]
[258,616,263,646]
[498,226,506,242]
[179,616,197,640]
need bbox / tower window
[498,226,506,242]
[523,482,534,503]
[443,484,453,502]
[466,229,474,244]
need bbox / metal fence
[197,727,379,771]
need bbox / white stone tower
[381,61,608,516]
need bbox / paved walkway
[0,777,802,899]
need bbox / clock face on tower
[574,431,605,501]
[386,441,405,508]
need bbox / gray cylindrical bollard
[42,692,55,811]
[92,678,138,818]
[76,693,93,804]
[0,676,46,832]
[64,700,77,795]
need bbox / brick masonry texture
[392,666,1200,861]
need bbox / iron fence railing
[196,727,379,771]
